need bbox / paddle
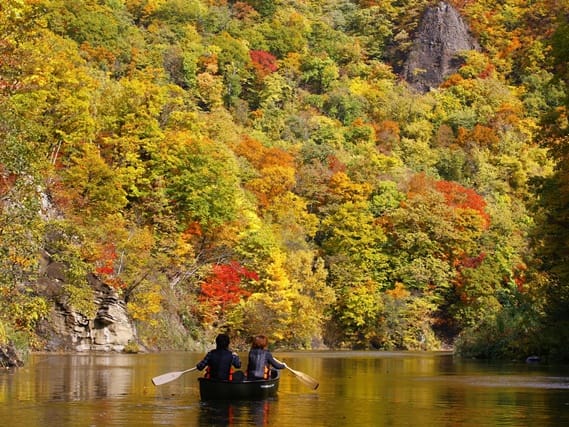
[274,358,319,390]
[151,367,197,386]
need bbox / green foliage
[159,132,242,229]
[0,320,30,358]
[300,54,340,94]
[45,0,145,75]
[378,284,440,351]
[454,298,544,360]
[0,289,49,334]
[345,5,394,60]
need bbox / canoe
[198,370,280,400]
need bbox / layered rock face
[38,257,137,352]
[403,1,480,92]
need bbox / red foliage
[250,50,278,79]
[478,62,495,79]
[458,252,487,269]
[435,180,490,228]
[0,166,17,197]
[183,221,203,237]
[95,243,117,276]
[94,243,128,290]
[199,261,257,312]
[327,155,346,174]
[511,262,528,292]
[232,2,258,20]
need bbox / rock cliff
[37,255,137,352]
[403,1,480,92]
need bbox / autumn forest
[1,0,568,361]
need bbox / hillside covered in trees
[1,0,568,361]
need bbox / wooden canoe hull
[198,372,279,400]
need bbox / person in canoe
[196,333,241,380]
[246,335,287,380]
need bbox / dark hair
[251,335,268,349]
[215,333,230,349]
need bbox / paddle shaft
[152,366,197,386]
[274,358,319,390]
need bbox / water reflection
[198,399,274,426]
[32,354,135,401]
[1,352,569,426]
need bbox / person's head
[215,333,230,350]
[251,335,268,349]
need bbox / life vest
[203,349,236,380]
[205,365,234,380]
[263,364,269,379]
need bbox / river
[1,351,568,426]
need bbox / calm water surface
[1,351,568,426]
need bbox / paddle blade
[287,367,319,390]
[152,367,196,386]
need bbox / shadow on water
[198,399,275,426]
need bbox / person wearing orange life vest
[246,335,286,380]
[196,333,241,380]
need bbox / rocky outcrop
[403,1,480,92]
[0,342,24,367]
[37,254,137,352]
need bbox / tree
[158,131,242,230]
[199,261,257,324]
[234,135,296,209]
[300,54,339,94]
[383,173,494,335]
[530,14,569,360]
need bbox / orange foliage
[375,120,400,152]
[234,136,262,164]
[477,62,495,79]
[0,166,16,197]
[498,36,522,59]
[456,125,500,150]
[457,252,486,269]
[512,262,527,292]
[406,172,432,198]
[232,2,259,20]
[440,73,464,88]
[198,53,219,74]
[436,124,456,147]
[435,180,490,228]
[234,135,296,208]
[456,127,468,145]
[470,124,499,147]
[385,282,410,299]
[80,42,117,69]
[235,135,294,170]
[183,221,203,238]
[491,103,522,130]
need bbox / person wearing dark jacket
[246,335,287,380]
[196,333,241,380]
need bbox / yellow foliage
[0,321,6,345]
[329,172,373,203]
[127,284,163,325]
